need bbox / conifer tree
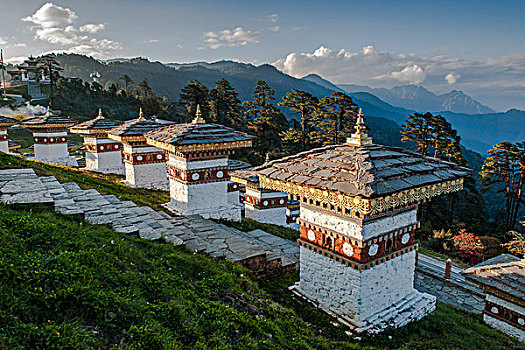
[37,54,62,108]
[119,74,134,95]
[180,80,210,120]
[209,78,245,129]
[244,81,288,162]
[401,112,435,156]
[312,92,357,146]
[481,141,525,231]
[278,89,318,152]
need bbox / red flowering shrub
[453,229,486,264]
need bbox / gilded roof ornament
[192,104,206,124]
[347,108,373,146]
[97,108,104,119]
[138,108,145,121]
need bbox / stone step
[34,171,296,274]
[0,169,54,206]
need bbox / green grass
[0,152,523,349]
[0,204,522,349]
[218,217,299,242]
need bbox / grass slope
[0,204,522,349]
[0,153,522,349]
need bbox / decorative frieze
[123,151,166,165]
[244,194,287,210]
[261,176,464,218]
[485,301,525,331]
[85,143,121,153]
[228,182,241,192]
[298,238,418,272]
[33,136,68,144]
[167,165,229,184]
[299,223,416,265]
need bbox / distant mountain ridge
[53,54,524,154]
[339,83,495,115]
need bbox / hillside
[0,152,522,349]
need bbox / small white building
[22,107,78,166]
[231,169,298,229]
[251,112,471,333]
[464,254,525,341]
[70,109,125,174]
[144,110,254,221]
[0,117,17,153]
[107,109,167,190]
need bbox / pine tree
[180,80,210,121]
[244,81,288,163]
[119,74,134,95]
[209,78,245,129]
[278,89,318,152]
[481,141,525,231]
[37,54,63,108]
[401,112,435,155]
[312,92,357,146]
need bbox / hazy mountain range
[54,54,524,154]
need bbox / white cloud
[391,65,426,84]
[270,26,280,32]
[148,39,160,43]
[79,23,105,33]
[268,14,279,24]
[203,27,261,49]
[21,3,122,57]
[22,2,77,28]
[273,45,525,111]
[445,72,460,84]
[0,37,6,45]
[14,43,27,48]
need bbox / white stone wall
[84,137,124,174]
[123,144,162,155]
[164,156,241,220]
[296,247,434,331]
[300,206,417,241]
[124,161,168,190]
[0,129,7,153]
[169,180,228,212]
[33,131,69,160]
[245,203,288,226]
[168,155,228,170]
[245,187,287,199]
[298,247,417,322]
[484,314,525,342]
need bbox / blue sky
[1,0,524,111]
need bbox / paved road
[418,253,466,283]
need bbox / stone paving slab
[3,169,298,275]
[0,169,54,205]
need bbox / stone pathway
[0,168,298,276]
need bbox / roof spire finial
[97,108,104,119]
[347,108,373,146]
[265,153,270,164]
[138,108,145,121]
[192,104,206,124]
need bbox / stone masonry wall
[414,267,485,313]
